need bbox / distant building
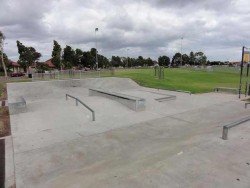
[229,61,242,67]
[44,59,55,69]
[9,60,24,73]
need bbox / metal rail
[214,87,239,94]
[176,90,192,95]
[66,94,95,121]
[222,116,250,140]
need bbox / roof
[44,59,55,68]
[9,60,20,67]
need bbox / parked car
[10,72,25,77]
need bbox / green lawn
[0,66,246,94]
[112,67,246,93]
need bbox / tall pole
[239,46,245,98]
[180,37,183,66]
[126,48,129,68]
[60,49,62,71]
[0,37,7,78]
[95,28,98,70]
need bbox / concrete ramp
[7,78,140,101]
[7,77,250,188]
[79,77,139,91]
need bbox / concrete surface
[89,88,146,111]
[4,136,15,188]
[6,77,250,188]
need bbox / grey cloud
[0,0,249,61]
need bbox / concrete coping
[245,102,250,108]
[214,87,239,94]
[89,88,146,111]
[222,116,250,140]
[89,88,145,102]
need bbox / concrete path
[7,78,250,188]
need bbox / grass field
[113,67,246,93]
[0,66,247,95]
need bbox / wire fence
[32,69,115,81]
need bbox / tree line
[0,35,230,73]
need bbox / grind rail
[66,94,95,121]
[222,116,250,140]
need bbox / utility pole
[95,28,98,70]
[0,36,7,78]
[180,37,183,66]
[126,48,129,68]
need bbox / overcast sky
[0,0,250,62]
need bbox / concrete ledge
[245,102,250,108]
[8,97,27,115]
[222,116,250,140]
[214,87,239,94]
[89,88,146,111]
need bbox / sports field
[113,66,245,93]
[0,66,246,95]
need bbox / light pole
[0,36,7,78]
[126,48,129,68]
[180,37,183,66]
[95,28,98,70]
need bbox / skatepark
[5,77,250,188]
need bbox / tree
[0,31,7,77]
[74,48,83,67]
[137,56,144,66]
[189,51,195,65]
[16,41,41,72]
[97,54,109,68]
[0,51,9,72]
[62,45,75,69]
[81,51,94,68]
[111,56,122,67]
[145,58,154,66]
[158,56,170,66]
[182,54,190,65]
[51,40,62,70]
[171,53,182,67]
[195,52,207,66]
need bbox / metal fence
[32,69,115,81]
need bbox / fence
[32,69,114,81]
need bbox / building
[44,59,55,69]
[9,61,24,73]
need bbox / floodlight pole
[180,37,183,66]
[60,50,62,71]
[95,28,98,70]
[239,46,245,98]
[126,48,129,68]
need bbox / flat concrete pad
[7,78,250,188]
